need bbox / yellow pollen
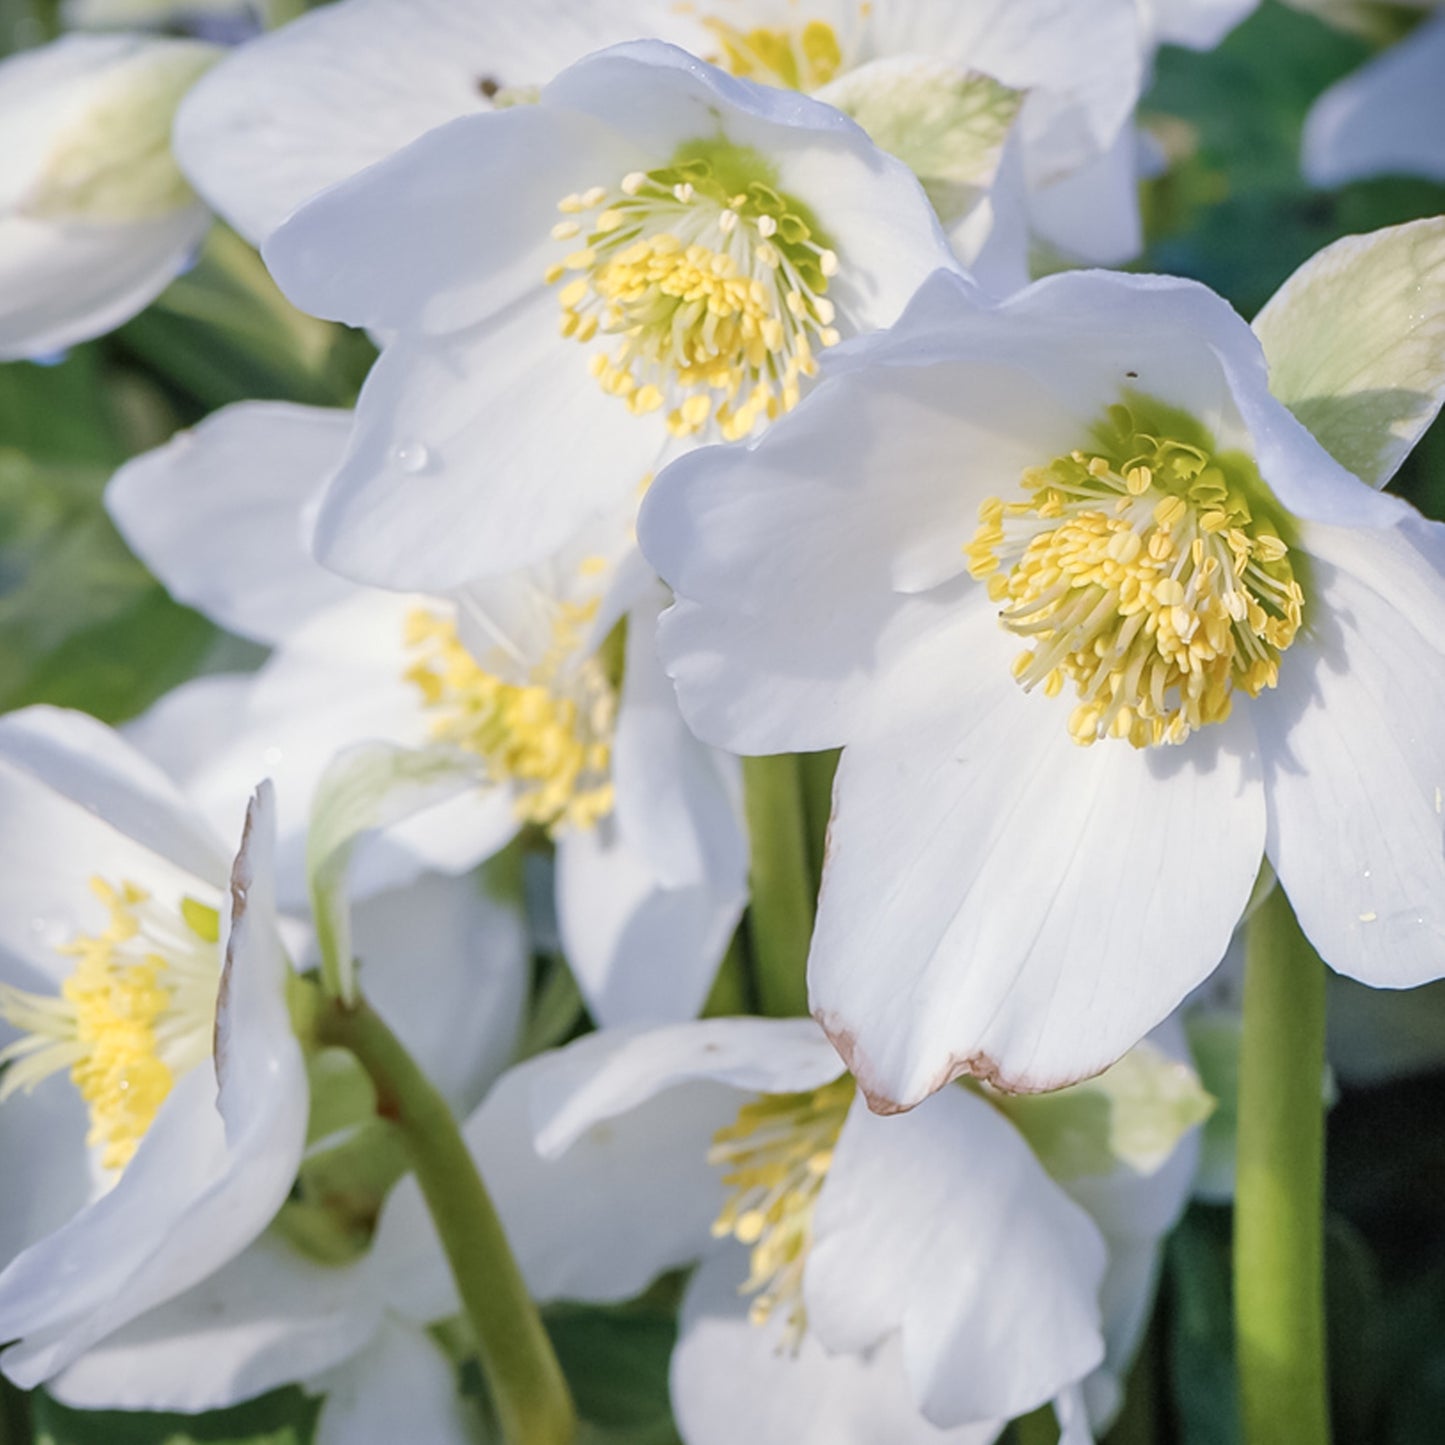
[965,397,1305,749]
[0,879,221,1171]
[403,606,616,833]
[545,154,841,443]
[708,1074,854,1346]
[702,17,845,91]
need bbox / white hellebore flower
[173,0,695,245]
[176,0,1147,293]
[1302,9,1445,187]
[0,708,305,1387]
[108,401,748,1026]
[0,33,216,360]
[260,40,959,589]
[667,0,1152,288]
[639,248,1445,1111]
[37,874,530,1445]
[438,1016,1207,1444]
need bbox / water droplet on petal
[262,746,284,767]
[393,441,431,475]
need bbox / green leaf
[32,1386,319,1445]
[0,449,217,723]
[518,959,587,1060]
[998,1040,1215,1181]
[819,61,1024,223]
[1167,1205,1243,1445]
[118,227,372,412]
[1252,217,1445,487]
[547,1301,682,1445]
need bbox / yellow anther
[544,160,841,441]
[709,1075,854,1348]
[0,879,221,1171]
[966,397,1303,748]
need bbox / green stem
[701,930,753,1017]
[1234,888,1331,1445]
[741,754,815,1017]
[318,996,576,1445]
[797,747,840,894]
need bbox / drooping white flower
[423,1015,1207,1443]
[0,708,305,1386]
[1302,9,1445,187]
[0,33,217,360]
[35,870,530,1445]
[109,400,748,1026]
[260,40,959,590]
[639,251,1445,1111]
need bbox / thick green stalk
[1012,1405,1060,1445]
[1234,888,1331,1445]
[318,997,575,1445]
[701,931,753,1017]
[797,747,840,893]
[741,754,815,1017]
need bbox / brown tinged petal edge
[211,785,263,1083]
[817,1011,1097,1116]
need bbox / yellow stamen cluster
[0,879,221,1171]
[702,17,845,91]
[403,604,616,832]
[547,155,841,442]
[709,1074,855,1345]
[965,398,1304,748]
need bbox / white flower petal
[1300,513,1445,651]
[262,107,640,336]
[312,1319,478,1445]
[673,1253,1003,1445]
[129,593,517,909]
[811,601,1265,1107]
[443,1043,748,1303]
[1025,120,1143,266]
[527,1018,845,1157]
[1302,12,1445,188]
[642,325,1067,752]
[356,872,529,1117]
[1257,558,1445,987]
[45,1234,382,1412]
[613,586,748,893]
[806,1088,1107,1425]
[1252,217,1445,489]
[0,707,230,983]
[555,818,745,1027]
[309,304,663,589]
[0,786,308,1384]
[0,1081,92,1274]
[106,402,359,646]
[0,33,215,357]
[176,0,678,244]
[0,206,207,360]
